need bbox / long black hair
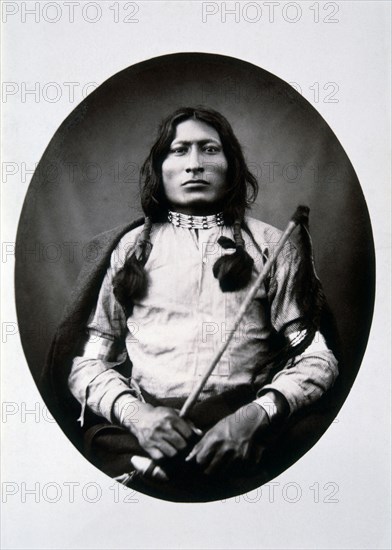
[113,107,259,313]
[140,107,258,224]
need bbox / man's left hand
[185,402,270,476]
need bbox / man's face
[161,118,229,215]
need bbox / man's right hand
[120,401,195,462]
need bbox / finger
[171,418,193,439]
[147,439,177,459]
[130,456,169,482]
[185,438,203,462]
[204,456,225,476]
[184,435,207,462]
[242,443,253,462]
[151,465,169,482]
[155,439,178,458]
[182,418,203,437]
[185,446,197,462]
[161,430,188,451]
[156,419,191,448]
[130,455,154,475]
[192,440,217,467]
[147,447,165,462]
[253,444,266,464]
[204,449,234,476]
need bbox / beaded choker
[168,211,224,229]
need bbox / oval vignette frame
[15,52,375,502]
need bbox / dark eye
[170,146,187,155]
[203,145,220,153]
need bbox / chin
[173,199,221,216]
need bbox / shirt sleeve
[256,331,339,414]
[258,239,339,414]
[68,245,139,426]
[267,239,305,337]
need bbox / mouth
[182,179,209,186]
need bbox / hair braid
[212,219,254,292]
[112,217,153,314]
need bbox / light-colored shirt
[69,217,338,425]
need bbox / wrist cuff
[253,395,279,424]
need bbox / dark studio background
[15,53,375,478]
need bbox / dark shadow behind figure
[16,54,375,502]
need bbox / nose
[186,146,204,173]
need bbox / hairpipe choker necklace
[168,211,224,229]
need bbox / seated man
[44,107,339,498]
